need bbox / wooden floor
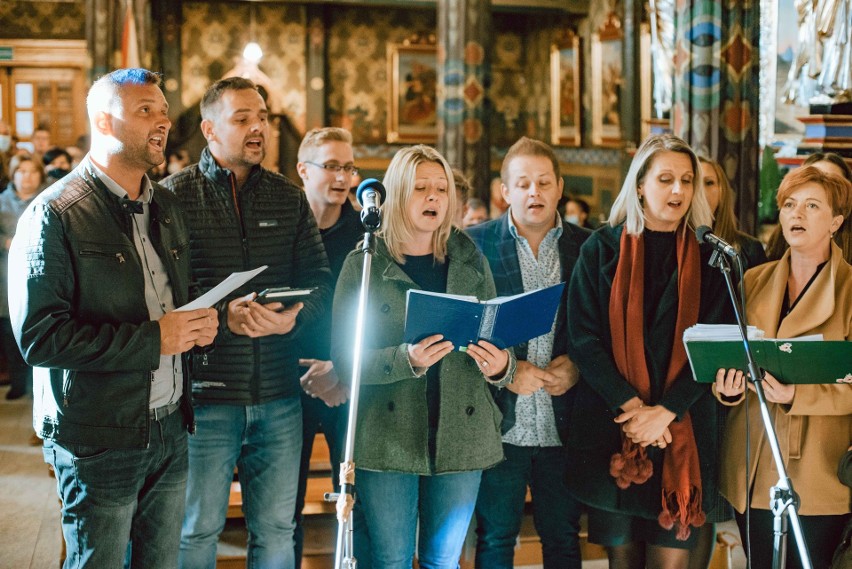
[0,389,61,569]
[0,384,744,569]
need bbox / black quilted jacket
[163,148,332,405]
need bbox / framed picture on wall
[550,32,581,147]
[591,13,623,148]
[388,44,438,144]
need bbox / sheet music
[176,265,268,311]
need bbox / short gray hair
[86,68,161,120]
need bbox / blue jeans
[180,396,302,569]
[294,393,348,566]
[44,408,188,568]
[474,444,582,569]
[355,468,482,569]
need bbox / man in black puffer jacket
[163,77,331,569]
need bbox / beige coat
[719,242,852,515]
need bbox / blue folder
[403,282,565,350]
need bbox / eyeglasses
[304,161,358,176]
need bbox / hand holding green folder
[683,324,852,384]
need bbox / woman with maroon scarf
[566,134,734,567]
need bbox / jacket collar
[377,229,485,295]
[751,242,843,338]
[198,146,263,191]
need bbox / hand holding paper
[176,265,268,311]
[159,308,218,355]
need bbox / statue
[784,0,852,106]
[649,0,675,118]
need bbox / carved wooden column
[437,0,492,202]
[304,5,328,131]
[86,0,118,80]
[151,0,182,118]
[620,0,642,149]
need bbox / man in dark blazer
[467,137,590,569]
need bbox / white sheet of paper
[176,265,268,312]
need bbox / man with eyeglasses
[292,127,365,567]
[163,77,332,569]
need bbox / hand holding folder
[403,282,565,351]
[683,324,852,384]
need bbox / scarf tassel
[609,438,653,489]
[657,486,705,541]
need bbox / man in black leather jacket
[163,77,331,569]
[8,68,218,568]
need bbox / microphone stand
[707,250,812,569]
[328,206,382,569]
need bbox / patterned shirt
[502,212,563,447]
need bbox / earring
[638,193,644,204]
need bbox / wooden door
[3,67,86,150]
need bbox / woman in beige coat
[715,165,852,568]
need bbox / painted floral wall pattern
[181,2,306,129]
[0,0,85,40]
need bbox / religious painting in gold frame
[591,14,623,148]
[550,32,581,147]
[387,44,438,144]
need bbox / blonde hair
[698,156,744,251]
[381,145,456,264]
[297,127,353,162]
[609,134,712,235]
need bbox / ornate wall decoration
[550,31,581,147]
[181,2,306,129]
[673,1,760,232]
[0,0,85,40]
[388,43,438,143]
[327,7,436,145]
[489,13,568,148]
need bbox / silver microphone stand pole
[708,250,812,569]
[328,204,381,569]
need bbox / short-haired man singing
[467,137,590,569]
[163,77,331,569]
[9,68,218,568]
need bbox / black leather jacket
[163,149,332,405]
[9,162,194,449]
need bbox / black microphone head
[356,178,386,207]
[695,225,712,243]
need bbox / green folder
[684,339,852,384]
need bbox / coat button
[465,406,475,416]
[381,304,390,313]
[383,364,392,374]
[388,401,395,412]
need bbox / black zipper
[79,249,126,264]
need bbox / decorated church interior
[1,0,850,568]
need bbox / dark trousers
[735,508,849,569]
[474,443,583,569]
[1,317,31,396]
[294,392,348,567]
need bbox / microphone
[695,225,738,257]
[356,178,386,230]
